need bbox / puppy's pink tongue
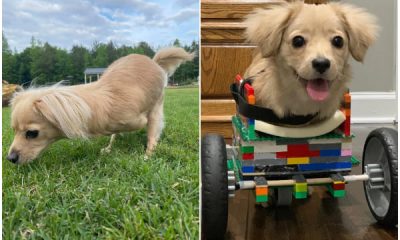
[306,78,329,101]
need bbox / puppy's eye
[332,36,344,48]
[26,130,39,139]
[292,36,305,48]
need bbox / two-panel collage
[1,0,398,239]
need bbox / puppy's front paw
[100,147,112,154]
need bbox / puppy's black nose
[312,58,331,74]
[6,151,19,164]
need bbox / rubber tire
[201,134,228,240]
[362,127,398,227]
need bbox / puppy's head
[7,91,63,164]
[245,2,378,102]
[7,88,91,164]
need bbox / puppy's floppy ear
[333,3,378,62]
[33,99,61,130]
[244,4,294,57]
[33,91,91,139]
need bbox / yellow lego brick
[294,182,307,192]
[287,157,309,164]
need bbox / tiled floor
[226,124,398,240]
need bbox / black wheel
[362,128,397,227]
[201,134,228,240]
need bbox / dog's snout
[312,58,331,74]
[6,151,19,164]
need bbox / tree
[2,33,18,82]
[135,41,155,58]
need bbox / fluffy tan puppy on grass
[244,2,378,120]
[7,47,194,164]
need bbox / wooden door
[201,0,285,142]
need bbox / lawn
[2,88,199,239]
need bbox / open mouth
[296,73,332,102]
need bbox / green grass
[2,88,199,239]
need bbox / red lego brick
[276,152,287,158]
[333,182,345,190]
[242,153,254,160]
[288,144,309,153]
[235,74,243,84]
[244,83,254,96]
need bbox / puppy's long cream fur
[243,2,377,120]
[8,47,194,164]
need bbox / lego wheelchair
[201,75,398,239]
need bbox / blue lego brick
[248,118,255,125]
[320,149,341,157]
[298,162,352,171]
[242,165,255,173]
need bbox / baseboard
[350,92,397,124]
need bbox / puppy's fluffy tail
[153,47,195,78]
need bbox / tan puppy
[244,2,378,120]
[7,47,194,164]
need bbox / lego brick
[241,153,254,160]
[309,156,352,163]
[287,157,309,164]
[241,140,288,153]
[293,174,306,183]
[242,165,255,173]
[248,124,256,139]
[333,190,346,198]
[248,118,255,125]
[254,176,268,185]
[351,156,360,165]
[256,195,268,203]
[244,83,254,96]
[320,149,341,157]
[276,138,309,145]
[254,152,276,159]
[333,182,345,190]
[288,144,309,152]
[241,160,255,166]
[240,145,254,154]
[276,150,320,158]
[327,185,346,198]
[295,183,307,192]
[294,191,307,199]
[256,187,268,195]
[341,142,352,149]
[227,159,234,170]
[298,162,352,171]
[254,158,287,166]
[309,143,342,151]
[308,138,348,144]
[248,95,255,104]
[235,74,243,84]
[341,149,352,156]
[344,93,351,103]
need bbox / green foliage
[3,88,199,239]
[2,34,198,86]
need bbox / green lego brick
[294,183,307,192]
[351,156,360,165]
[240,145,254,153]
[332,190,346,198]
[327,184,346,198]
[293,191,307,199]
[256,195,268,203]
[227,159,234,170]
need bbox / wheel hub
[365,163,385,190]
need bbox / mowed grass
[2,88,199,239]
